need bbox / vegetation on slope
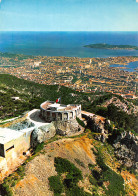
[84,93,137,134]
[0,74,90,120]
[0,74,137,195]
[47,142,128,196]
[1,132,137,196]
[0,74,137,132]
[91,148,125,196]
[49,157,91,196]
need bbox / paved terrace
[27,109,49,127]
[41,101,79,112]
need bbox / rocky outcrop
[86,115,108,143]
[102,97,137,115]
[84,112,138,171]
[54,118,81,136]
[31,118,81,146]
[93,133,107,143]
[9,120,35,130]
[87,117,106,133]
[31,122,56,147]
[113,132,138,170]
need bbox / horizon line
[0,30,138,32]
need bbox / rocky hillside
[1,132,137,196]
[4,135,96,196]
[102,96,137,115]
[0,74,137,196]
[113,131,138,170]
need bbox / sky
[0,0,138,31]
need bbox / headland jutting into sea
[0,31,138,58]
[84,43,138,50]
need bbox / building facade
[40,101,81,122]
[0,127,33,158]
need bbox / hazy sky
[0,0,138,31]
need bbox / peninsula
[84,43,138,50]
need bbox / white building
[40,101,81,122]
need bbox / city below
[0,52,137,99]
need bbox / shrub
[11,181,16,187]
[88,163,95,170]
[54,157,83,191]
[89,175,97,186]
[54,157,83,184]
[16,165,25,178]
[93,148,125,196]
[0,183,13,196]
[75,158,85,168]
[48,157,90,196]
[34,142,44,153]
[48,175,63,195]
[104,168,125,196]
[107,128,124,144]
[65,185,91,196]
[76,117,85,128]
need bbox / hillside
[0,74,137,196]
[12,135,95,196]
[0,74,91,114]
[0,74,137,128]
[1,132,137,196]
[102,96,138,115]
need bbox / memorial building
[40,101,81,122]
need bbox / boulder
[54,119,80,136]
[31,122,56,147]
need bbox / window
[0,144,5,157]
[6,145,14,152]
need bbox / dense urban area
[0,52,138,196]
[0,52,137,99]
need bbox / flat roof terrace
[0,128,23,144]
[65,105,77,111]
[40,101,79,112]
[41,101,52,110]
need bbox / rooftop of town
[0,53,137,99]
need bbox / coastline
[0,31,138,58]
[0,53,137,97]
[109,61,138,72]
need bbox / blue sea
[0,31,138,59]
[110,61,138,72]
